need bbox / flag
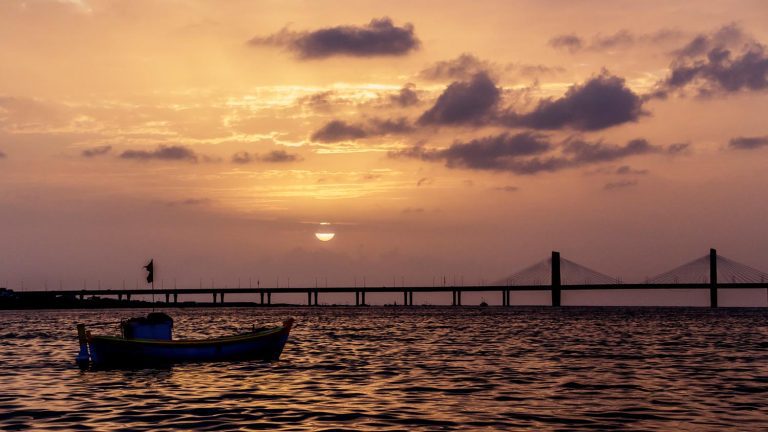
[144,259,154,284]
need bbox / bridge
[14,249,768,308]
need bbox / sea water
[1,307,766,430]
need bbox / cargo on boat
[76,313,294,367]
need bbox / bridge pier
[267,292,271,305]
[127,294,131,301]
[165,293,170,303]
[212,293,217,304]
[355,291,360,306]
[551,251,562,307]
[502,290,507,306]
[220,293,225,303]
[403,291,407,306]
[409,291,413,306]
[80,292,84,300]
[173,293,178,303]
[314,291,319,306]
[118,293,123,301]
[710,248,718,308]
[361,291,366,306]
[307,291,312,306]
[457,290,462,306]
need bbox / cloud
[166,198,214,207]
[249,17,419,59]
[0,150,5,159]
[418,72,500,126]
[562,138,660,163]
[232,150,303,164]
[416,177,432,187]
[261,149,302,163]
[419,53,562,82]
[297,91,336,112]
[615,165,649,175]
[660,24,768,96]
[729,135,768,150]
[419,53,493,81]
[391,134,677,175]
[232,151,256,164]
[81,145,112,157]
[119,145,199,162]
[310,120,368,142]
[667,142,690,154]
[390,83,420,107]
[549,29,683,53]
[503,73,645,131]
[549,34,583,53]
[604,180,638,190]
[310,118,413,142]
[439,132,552,170]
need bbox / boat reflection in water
[76,313,294,368]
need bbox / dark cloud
[673,24,745,58]
[419,53,492,81]
[562,138,660,163]
[729,136,768,150]
[249,17,419,59]
[420,53,562,82]
[549,34,583,53]
[660,24,768,96]
[369,117,414,134]
[81,145,112,158]
[390,83,419,106]
[310,120,368,142]
[439,132,551,170]
[261,149,302,163]
[297,91,336,112]
[616,165,649,175]
[550,29,683,53]
[310,118,413,142]
[119,145,199,162]
[418,72,500,126]
[416,177,432,187]
[503,73,645,131]
[604,180,638,190]
[232,151,256,164]
[232,150,302,163]
[391,134,677,175]
[166,198,214,207]
[667,142,690,154]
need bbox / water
[1,307,766,431]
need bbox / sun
[314,222,335,242]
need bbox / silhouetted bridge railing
[17,249,768,308]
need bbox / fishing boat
[76,313,294,367]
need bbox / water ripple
[0,307,766,430]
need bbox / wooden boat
[76,313,294,367]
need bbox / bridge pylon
[551,251,561,307]
[710,248,718,308]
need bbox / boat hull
[86,319,293,366]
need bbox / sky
[1,0,767,305]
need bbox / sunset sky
[1,0,767,304]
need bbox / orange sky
[1,0,767,305]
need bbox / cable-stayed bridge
[12,249,768,308]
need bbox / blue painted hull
[86,319,293,366]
